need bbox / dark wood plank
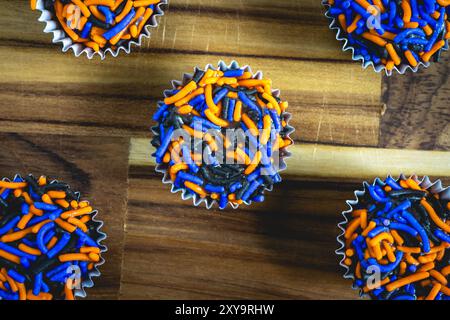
[0,133,130,299]
[381,54,450,151]
[120,166,360,300]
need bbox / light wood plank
[130,138,450,183]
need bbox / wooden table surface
[0,0,449,300]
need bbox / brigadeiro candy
[151,61,294,210]
[337,175,450,300]
[30,0,167,59]
[0,174,106,300]
[323,0,450,74]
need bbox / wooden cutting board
[0,0,448,300]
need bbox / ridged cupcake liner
[336,174,449,298]
[33,0,168,59]
[0,174,107,300]
[322,1,449,75]
[152,60,294,210]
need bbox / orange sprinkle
[244,151,262,175]
[347,15,361,33]
[46,236,59,250]
[80,247,101,254]
[0,181,27,189]
[22,192,33,205]
[418,262,435,272]
[1,227,33,243]
[26,290,52,300]
[204,109,229,128]
[386,272,430,292]
[369,232,394,247]
[68,217,88,232]
[17,213,34,230]
[18,243,41,256]
[345,217,361,239]
[164,81,197,106]
[65,279,75,300]
[338,14,347,29]
[390,230,404,245]
[423,24,433,36]
[425,283,441,300]
[421,199,450,233]
[418,253,437,264]
[233,101,243,122]
[397,246,421,254]
[404,50,418,68]
[359,209,368,229]
[430,269,448,286]
[385,43,401,66]
[47,191,67,199]
[31,220,52,234]
[55,199,70,209]
[60,206,93,219]
[362,32,387,47]
[361,221,376,237]
[184,181,207,198]
[30,0,37,10]
[54,218,77,233]
[17,283,27,300]
[422,40,446,62]
[59,253,91,262]
[0,247,20,264]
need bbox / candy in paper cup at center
[30,0,168,59]
[337,175,450,300]
[151,61,294,210]
[0,174,107,300]
[322,0,450,75]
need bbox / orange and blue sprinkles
[338,176,450,300]
[323,0,450,74]
[151,62,293,210]
[0,174,106,300]
[30,0,164,56]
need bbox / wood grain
[0,0,382,147]
[0,133,130,299]
[120,166,358,300]
[5,0,448,301]
[381,53,450,151]
[5,0,349,61]
[143,0,350,61]
[0,46,382,146]
[123,141,450,299]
